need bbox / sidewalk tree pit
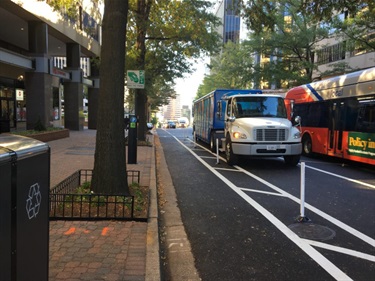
[49,170,148,221]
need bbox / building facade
[313,10,375,79]
[161,94,182,122]
[215,0,241,44]
[0,0,101,132]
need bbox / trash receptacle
[0,134,50,281]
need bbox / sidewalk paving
[48,129,159,281]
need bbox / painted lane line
[304,164,375,189]
[187,138,374,191]
[174,136,352,281]
[185,137,375,247]
[239,187,287,197]
[200,156,217,159]
[235,165,375,248]
[214,167,242,172]
[241,187,374,260]
[303,239,375,262]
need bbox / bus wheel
[210,133,216,152]
[225,135,238,165]
[302,135,313,156]
[284,155,300,166]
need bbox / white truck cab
[218,93,302,166]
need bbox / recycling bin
[0,134,50,281]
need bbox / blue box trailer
[193,89,262,151]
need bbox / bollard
[297,162,310,222]
[216,138,220,164]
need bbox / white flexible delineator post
[216,138,219,164]
[300,161,305,217]
[298,161,310,222]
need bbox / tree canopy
[195,41,255,100]
[196,0,375,96]
[126,0,221,139]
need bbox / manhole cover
[288,223,336,241]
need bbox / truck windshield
[234,97,287,118]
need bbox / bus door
[328,101,345,157]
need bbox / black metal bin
[0,134,50,281]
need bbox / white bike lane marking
[169,135,375,280]
[304,164,375,190]
[188,137,375,247]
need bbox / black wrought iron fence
[49,169,147,221]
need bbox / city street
[158,127,375,281]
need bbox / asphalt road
[157,127,375,281]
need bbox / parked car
[167,121,176,129]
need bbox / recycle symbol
[26,183,42,219]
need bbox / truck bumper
[232,142,302,156]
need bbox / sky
[174,57,208,107]
[173,0,218,108]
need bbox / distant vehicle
[167,121,176,129]
[147,123,154,130]
[177,117,189,128]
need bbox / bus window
[356,98,375,133]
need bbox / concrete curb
[145,134,161,280]
[154,134,201,281]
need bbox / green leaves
[126,0,221,108]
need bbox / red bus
[285,67,375,165]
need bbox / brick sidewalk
[49,221,147,281]
[48,129,155,281]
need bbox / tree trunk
[135,0,152,141]
[135,88,148,141]
[91,0,129,195]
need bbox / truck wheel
[284,155,300,166]
[302,135,312,156]
[225,136,238,165]
[210,133,216,152]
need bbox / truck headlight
[233,132,247,139]
[293,131,301,139]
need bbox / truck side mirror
[294,116,301,127]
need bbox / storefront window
[53,87,60,120]
[0,86,17,128]
[0,87,13,98]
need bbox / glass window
[356,98,375,133]
[234,97,287,118]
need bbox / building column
[88,62,99,129]
[64,43,84,131]
[25,21,53,130]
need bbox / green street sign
[127,70,145,89]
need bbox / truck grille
[254,129,287,141]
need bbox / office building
[0,0,101,131]
[215,0,241,44]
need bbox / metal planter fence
[49,169,147,221]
